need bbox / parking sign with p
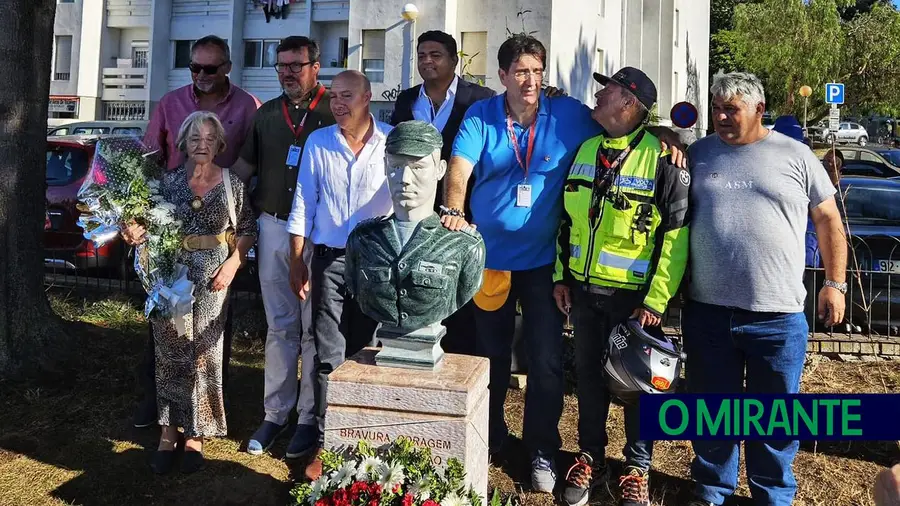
[826,83,845,105]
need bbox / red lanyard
[281,85,327,141]
[506,104,538,179]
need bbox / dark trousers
[310,248,378,441]
[473,263,564,456]
[682,300,808,506]
[139,303,234,413]
[571,287,652,470]
[441,300,476,356]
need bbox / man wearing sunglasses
[143,35,261,171]
[134,35,260,430]
[232,36,335,464]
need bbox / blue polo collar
[497,91,550,126]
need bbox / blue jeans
[474,263,564,457]
[682,301,808,506]
[571,287,652,470]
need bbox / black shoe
[133,401,158,428]
[488,432,514,464]
[562,451,608,506]
[150,450,176,474]
[618,466,650,506]
[181,450,205,474]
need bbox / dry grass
[0,292,897,506]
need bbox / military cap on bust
[385,120,443,157]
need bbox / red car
[44,135,129,277]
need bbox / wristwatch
[824,279,848,294]
[439,205,465,219]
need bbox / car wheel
[858,136,868,146]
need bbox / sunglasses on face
[189,62,228,74]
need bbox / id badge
[516,184,532,207]
[286,144,302,167]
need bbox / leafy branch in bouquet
[290,437,512,506]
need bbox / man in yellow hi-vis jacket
[552,67,690,506]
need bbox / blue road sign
[826,83,845,105]
[671,101,698,129]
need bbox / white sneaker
[531,455,557,493]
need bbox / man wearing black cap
[552,67,691,506]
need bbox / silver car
[825,122,868,146]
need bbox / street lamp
[402,4,419,87]
[799,85,812,136]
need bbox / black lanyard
[589,129,646,220]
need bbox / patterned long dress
[153,166,257,438]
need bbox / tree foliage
[718,0,900,122]
[841,2,900,116]
[728,0,847,116]
[838,0,892,21]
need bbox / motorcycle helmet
[604,318,685,404]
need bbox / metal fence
[42,234,900,339]
[42,243,262,304]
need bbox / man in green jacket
[552,67,690,506]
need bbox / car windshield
[46,147,89,186]
[877,150,900,166]
[842,186,900,224]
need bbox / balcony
[173,0,231,17]
[312,0,349,21]
[101,61,148,102]
[318,66,347,84]
[106,0,151,27]
[54,72,71,81]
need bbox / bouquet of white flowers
[76,136,194,335]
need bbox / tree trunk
[0,0,70,378]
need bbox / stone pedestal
[325,347,490,501]
[375,322,446,369]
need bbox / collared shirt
[143,81,261,171]
[286,115,394,248]
[412,75,459,133]
[451,92,602,271]
[240,85,335,217]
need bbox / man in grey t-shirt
[682,72,847,506]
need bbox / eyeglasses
[189,62,228,74]
[275,61,315,73]
[512,69,545,82]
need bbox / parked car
[807,176,900,334]
[44,135,129,276]
[47,120,148,137]
[831,146,900,178]
[44,134,260,288]
[824,121,868,146]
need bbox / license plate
[874,260,900,273]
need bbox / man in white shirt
[286,69,393,480]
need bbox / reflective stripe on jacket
[553,128,691,315]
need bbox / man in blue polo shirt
[441,33,683,493]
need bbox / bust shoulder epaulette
[460,225,482,240]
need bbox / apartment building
[49,0,709,134]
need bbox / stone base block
[325,347,490,500]
[375,323,447,370]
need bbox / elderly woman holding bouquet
[121,110,257,474]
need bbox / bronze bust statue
[345,120,486,368]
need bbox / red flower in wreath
[402,493,414,506]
